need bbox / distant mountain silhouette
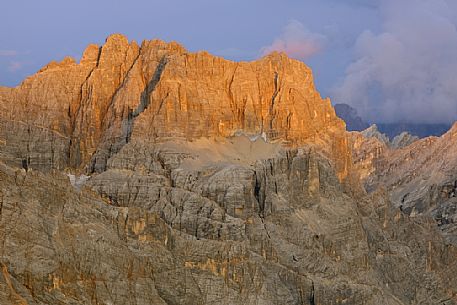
[334,103,451,138]
[334,103,369,131]
[375,123,451,138]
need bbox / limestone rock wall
[352,123,457,243]
[1,140,457,304]
[0,34,350,180]
[2,34,457,305]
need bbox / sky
[1,0,457,124]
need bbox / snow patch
[67,173,91,190]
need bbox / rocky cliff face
[0,34,350,180]
[1,34,457,305]
[2,140,457,305]
[352,123,457,244]
[350,125,419,186]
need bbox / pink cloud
[261,20,326,60]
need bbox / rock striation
[352,123,457,244]
[390,132,419,149]
[0,34,350,180]
[1,34,457,305]
[358,124,418,149]
[361,125,390,146]
[2,140,457,304]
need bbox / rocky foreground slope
[1,34,457,305]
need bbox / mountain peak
[0,35,350,179]
[80,43,100,65]
[105,33,129,45]
[2,35,457,305]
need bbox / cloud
[8,61,24,72]
[261,20,327,61]
[333,0,457,124]
[328,0,381,8]
[0,50,17,56]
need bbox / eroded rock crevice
[89,56,168,173]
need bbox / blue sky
[1,0,457,123]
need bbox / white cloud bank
[333,0,457,123]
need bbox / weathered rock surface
[2,140,457,304]
[352,123,457,244]
[350,126,419,185]
[359,125,418,149]
[1,34,457,305]
[350,131,388,185]
[361,125,390,146]
[0,34,350,180]
[390,132,419,149]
